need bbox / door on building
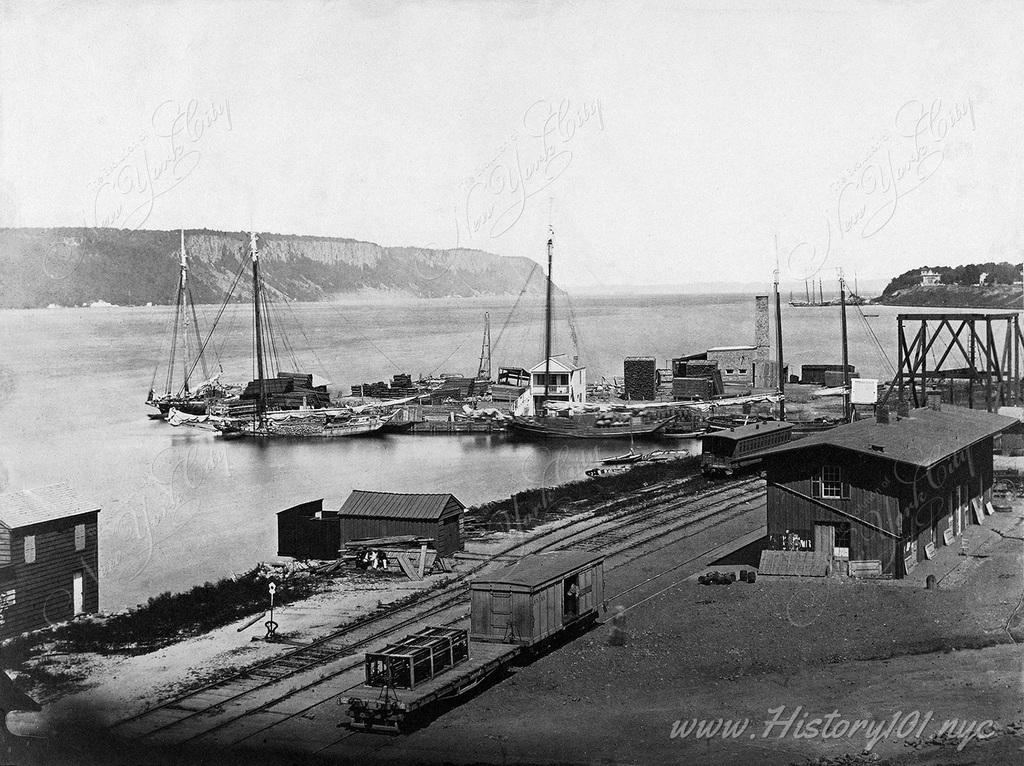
[72,571,84,616]
[813,523,835,556]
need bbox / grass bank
[465,457,704,533]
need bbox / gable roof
[339,490,464,521]
[703,420,794,444]
[528,357,582,374]
[0,483,100,529]
[472,551,604,589]
[761,406,1016,469]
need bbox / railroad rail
[112,477,766,748]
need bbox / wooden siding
[0,513,99,637]
[470,561,603,645]
[339,502,464,557]
[903,438,994,567]
[766,448,904,576]
[766,436,996,578]
[277,501,340,560]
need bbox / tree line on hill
[881,262,1023,296]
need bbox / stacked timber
[800,364,856,385]
[623,357,657,401]
[671,359,723,399]
[239,372,331,409]
[823,370,860,387]
[672,377,717,400]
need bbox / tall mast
[477,312,492,381]
[804,280,810,304]
[180,229,193,393]
[250,232,267,424]
[840,271,850,421]
[774,236,786,420]
[544,227,553,402]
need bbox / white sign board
[850,378,879,405]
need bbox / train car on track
[700,420,794,477]
[344,551,605,732]
[470,550,604,645]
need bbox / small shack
[470,551,604,646]
[277,499,341,559]
[0,483,100,637]
[339,491,465,557]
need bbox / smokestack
[876,406,890,424]
[754,295,770,359]
[927,389,942,411]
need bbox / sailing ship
[790,277,867,307]
[146,230,234,418]
[203,233,394,438]
[507,228,678,440]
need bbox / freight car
[343,551,604,731]
[700,420,793,476]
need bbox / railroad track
[198,484,768,755]
[112,477,765,748]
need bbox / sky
[1,0,1022,290]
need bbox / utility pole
[774,235,786,420]
[839,270,850,421]
[544,228,553,403]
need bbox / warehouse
[338,491,466,557]
[759,404,1014,578]
[0,483,100,637]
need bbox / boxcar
[469,551,605,646]
[700,420,794,476]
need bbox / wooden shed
[470,551,604,646]
[277,499,341,560]
[759,405,1014,578]
[338,491,465,557]
[0,483,100,637]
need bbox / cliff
[0,228,550,308]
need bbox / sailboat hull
[508,415,675,440]
[212,409,395,438]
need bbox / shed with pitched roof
[0,483,100,636]
[338,491,465,557]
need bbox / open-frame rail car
[700,420,794,477]
[343,551,605,732]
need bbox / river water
[0,293,963,609]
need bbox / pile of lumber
[623,357,657,401]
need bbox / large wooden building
[338,491,465,557]
[0,483,100,637]
[760,405,1015,578]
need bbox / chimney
[876,406,890,424]
[754,295,770,360]
[896,399,910,419]
[927,389,942,411]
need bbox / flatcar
[344,551,604,731]
[700,420,794,476]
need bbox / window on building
[813,465,850,499]
[75,524,86,551]
[24,535,35,564]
